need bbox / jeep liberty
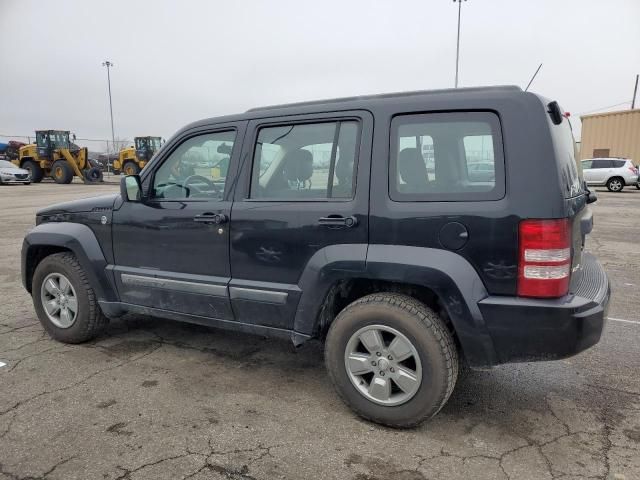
[22,86,610,427]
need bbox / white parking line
[608,317,640,326]
[0,361,6,368]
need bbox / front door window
[152,131,236,200]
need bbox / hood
[36,193,119,216]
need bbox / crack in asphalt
[587,383,640,397]
[0,343,163,417]
[0,455,76,480]
[112,442,282,480]
[0,333,49,356]
[3,346,72,374]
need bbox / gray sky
[1,0,638,148]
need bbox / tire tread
[34,252,108,343]
[325,292,458,428]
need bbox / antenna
[525,63,543,92]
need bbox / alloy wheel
[344,325,422,406]
[40,272,78,328]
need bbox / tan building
[579,108,640,161]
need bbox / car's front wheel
[636,182,640,190]
[324,293,458,428]
[606,177,624,192]
[32,252,108,343]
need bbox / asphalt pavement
[1,181,639,480]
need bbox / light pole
[102,60,116,157]
[453,0,467,88]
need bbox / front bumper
[1,176,30,184]
[478,253,610,364]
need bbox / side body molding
[21,222,119,304]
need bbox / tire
[324,293,458,428]
[32,252,108,343]
[123,161,140,176]
[606,177,624,192]
[51,160,74,184]
[635,182,640,190]
[22,159,44,183]
[84,167,103,183]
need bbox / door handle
[318,215,358,228]
[194,213,228,224]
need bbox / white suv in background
[582,158,639,192]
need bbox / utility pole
[102,60,116,157]
[453,0,467,88]
[632,74,639,109]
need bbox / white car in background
[0,160,31,185]
[581,158,639,192]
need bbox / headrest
[282,149,314,183]
[398,148,427,188]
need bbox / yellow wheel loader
[114,136,161,175]
[12,130,103,184]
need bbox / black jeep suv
[22,86,610,427]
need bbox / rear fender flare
[294,244,498,367]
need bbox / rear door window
[611,159,626,168]
[389,112,504,201]
[250,121,359,200]
[591,160,609,169]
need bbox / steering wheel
[183,175,221,195]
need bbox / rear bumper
[478,253,610,364]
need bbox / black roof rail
[246,85,523,113]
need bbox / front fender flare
[21,222,118,303]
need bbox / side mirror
[120,175,142,202]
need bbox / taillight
[518,219,571,298]
[629,166,638,175]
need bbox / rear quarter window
[389,111,505,202]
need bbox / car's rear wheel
[22,159,43,183]
[324,293,458,428]
[32,252,108,343]
[636,182,640,190]
[606,177,624,192]
[51,160,73,184]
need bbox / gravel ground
[1,180,639,480]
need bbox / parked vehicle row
[2,133,165,185]
[21,86,610,427]
[10,130,102,184]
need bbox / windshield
[0,160,16,168]
[37,131,70,149]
